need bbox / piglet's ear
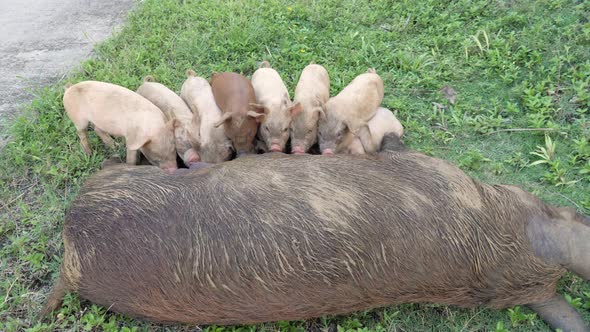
[315,106,326,120]
[248,103,268,123]
[249,103,269,114]
[357,123,377,153]
[247,111,265,123]
[192,112,201,129]
[288,103,303,118]
[214,112,233,128]
[343,119,355,133]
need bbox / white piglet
[318,68,384,155]
[181,70,233,163]
[347,107,404,154]
[63,81,178,173]
[136,76,201,167]
[291,63,330,154]
[251,61,301,152]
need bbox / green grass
[1,0,589,330]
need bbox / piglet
[136,76,201,167]
[318,68,384,155]
[347,107,404,154]
[63,81,177,173]
[251,61,301,152]
[211,72,265,156]
[181,70,233,163]
[291,63,330,154]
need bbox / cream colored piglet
[181,70,233,163]
[318,68,384,155]
[347,107,404,154]
[291,63,330,154]
[136,76,201,167]
[63,81,177,173]
[251,61,301,152]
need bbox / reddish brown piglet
[211,72,265,156]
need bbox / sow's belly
[75,250,545,326]
[69,218,536,326]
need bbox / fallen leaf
[439,85,457,105]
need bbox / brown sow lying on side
[63,81,178,173]
[41,135,590,332]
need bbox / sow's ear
[380,133,407,152]
[248,103,268,123]
[214,112,233,128]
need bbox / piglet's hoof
[101,155,123,169]
[189,162,213,170]
[172,168,191,176]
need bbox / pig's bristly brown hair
[42,146,576,326]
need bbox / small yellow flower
[287,6,293,11]
[300,49,306,53]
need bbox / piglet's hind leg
[95,128,116,149]
[76,128,92,155]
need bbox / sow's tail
[143,75,156,82]
[38,275,67,319]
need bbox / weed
[529,134,557,166]
[529,135,580,186]
[495,321,510,332]
[507,306,537,327]
[565,293,583,310]
[459,150,491,171]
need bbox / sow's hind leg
[525,213,590,331]
[528,294,589,332]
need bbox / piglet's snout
[322,148,334,156]
[164,167,178,174]
[270,143,282,152]
[292,145,305,154]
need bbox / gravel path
[0,0,135,145]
